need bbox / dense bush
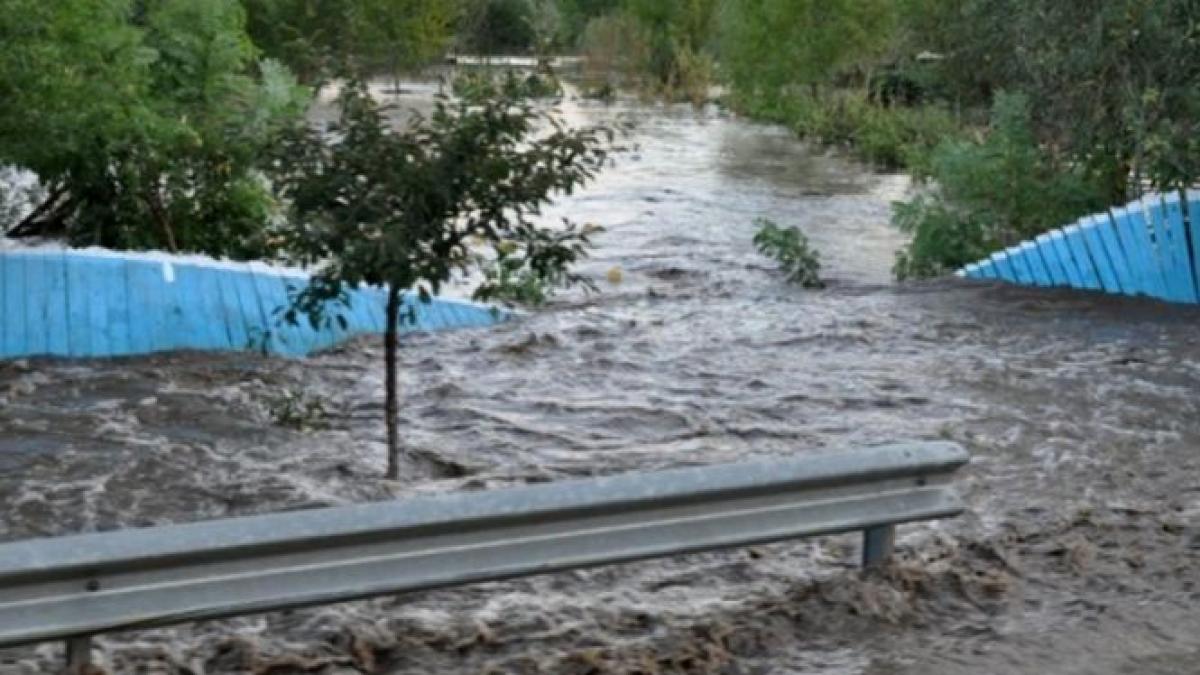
[892,94,1108,280]
[732,90,962,171]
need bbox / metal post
[64,635,93,675]
[862,525,895,568]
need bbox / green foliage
[753,218,823,288]
[481,241,564,306]
[893,0,1200,199]
[270,81,614,476]
[555,0,621,47]
[457,0,538,55]
[734,90,962,171]
[244,0,456,85]
[354,0,456,87]
[893,94,1108,280]
[452,70,561,104]
[720,0,895,99]
[268,389,333,431]
[0,0,308,257]
[619,0,718,101]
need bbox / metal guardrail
[0,442,968,672]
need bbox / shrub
[892,93,1108,279]
[452,69,561,104]
[730,89,963,172]
[481,242,561,307]
[753,217,823,288]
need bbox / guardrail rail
[0,441,969,673]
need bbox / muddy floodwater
[2,87,1199,674]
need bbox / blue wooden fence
[958,190,1200,304]
[0,249,505,360]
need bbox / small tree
[272,79,613,478]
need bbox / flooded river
[1,86,1199,674]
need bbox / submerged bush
[753,217,823,288]
[893,93,1108,280]
[452,69,561,104]
[481,243,561,307]
[731,90,962,171]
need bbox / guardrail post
[862,525,895,568]
[64,635,93,674]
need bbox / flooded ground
[2,87,1199,674]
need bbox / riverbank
[1,90,1198,674]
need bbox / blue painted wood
[1020,242,1054,287]
[1034,235,1068,286]
[0,254,21,359]
[0,250,507,361]
[1110,206,1161,299]
[22,253,52,358]
[43,252,70,356]
[1007,246,1035,286]
[1048,231,1084,289]
[1078,218,1121,294]
[957,191,1200,306]
[1161,193,1197,302]
[1143,196,1191,303]
[1062,224,1103,291]
[1091,214,1136,295]
[1188,190,1200,300]
[990,252,1018,283]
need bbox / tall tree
[271,79,613,478]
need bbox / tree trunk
[7,184,69,238]
[384,285,402,480]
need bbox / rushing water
[1,86,1199,674]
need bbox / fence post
[64,635,93,675]
[862,525,895,568]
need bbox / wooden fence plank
[1162,193,1197,302]
[21,254,51,358]
[1048,231,1084,288]
[1091,214,1136,295]
[1187,190,1200,299]
[1062,225,1102,291]
[1034,235,1069,286]
[990,252,1018,283]
[0,254,23,359]
[1111,206,1164,299]
[1020,242,1054,287]
[1080,218,1121,293]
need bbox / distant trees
[353,0,456,90]
[455,0,538,55]
[243,0,456,85]
[720,0,894,101]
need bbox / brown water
[1,90,1199,674]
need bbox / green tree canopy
[0,0,307,256]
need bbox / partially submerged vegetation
[753,218,823,289]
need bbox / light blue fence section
[958,191,1200,305]
[0,250,505,360]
